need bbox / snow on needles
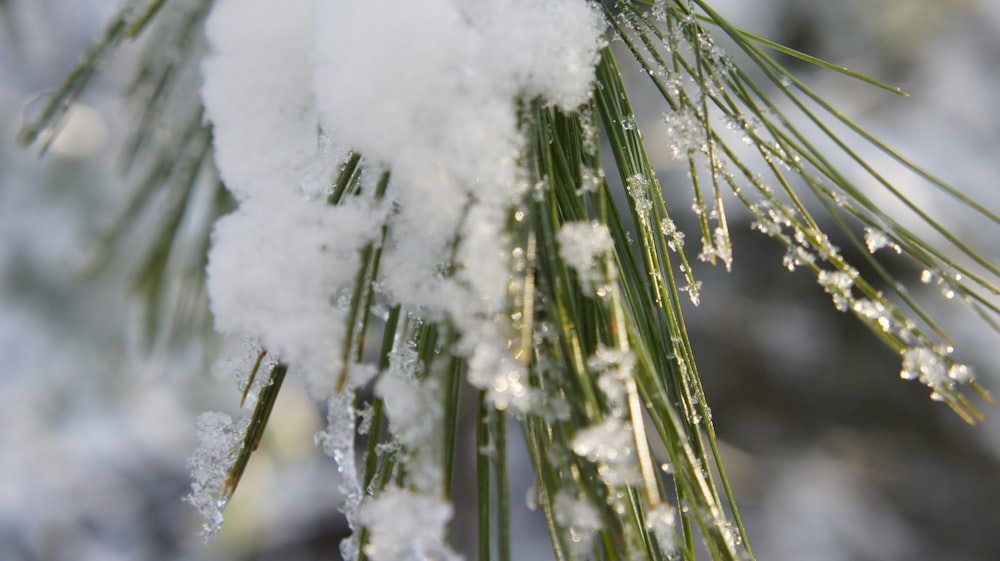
[202,0,604,394]
[197,0,605,545]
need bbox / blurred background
[1,1,999,560]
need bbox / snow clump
[201,0,605,396]
[195,0,606,544]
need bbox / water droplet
[525,483,539,511]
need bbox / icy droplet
[553,491,603,557]
[852,299,892,332]
[663,105,704,158]
[660,218,686,251]
[558,221,616,295]
[184,412,249,542]
[589,346,636,411]
[720,520,743,547]
[679,281,703,306]
[360,488,460,561]
[864,227,901,254]
[571,417,641,487]
[558,221,614,272]
[818,270,854,311]
[782,246,815,272]
[626,175,654,218]
[526,483,539,511]
[948,363,975,383]
[646,504,678,556]
[900,347,947,387]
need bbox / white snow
[863,227,901,254]
[205,194,386,397]
[375,364,445,494]
[315,390,364,561]
[645,503,679,556]
[553,490,603,557]
[359,487,461,561]
[468,341,540,413]
[571,417,641,487]
[201,0,337,203]
[817,270,855,312]
[201,0,605,401]
[183,411,248,541]
[588,345,636,415]
[197,0,606,538]
[558,221,615,294]
[898,347,976,398]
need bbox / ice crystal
[525,483,540,511]
[750,216,782,238]
[571,417,641,487]
[813,232,840,261]
[918,268,962,300]
[782,246,815,272]
[948,363,975,384]
[719,519,744,551]
[852,299,893,332]
[646,504,679,556]
[818,270,855,312]
[651,0,669,22]
[375,363,443,494]
[357,402,375,435]
[468,342,539,414]
[184,412,249,541]
[680,280,704,306]
[315,391,365,561]
[360,488,461,561]
[214,338,277,408]
[589,346,636,414]
[553,491,603,558]
[558,221,615,294]
[387,347,422,380]
[699,226,733,272]
[663,105,704,158]
[626,174,654,219]
[900,347,948,387]
[864,227,901,254]
[660,218,686,251]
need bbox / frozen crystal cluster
[745,189,982,408]
[184,411,249,539]
[558,221,616,294]
[553,490,604,557]
[571,417,642,488]
[359,487,461,561]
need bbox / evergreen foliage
[18,1,999,560]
